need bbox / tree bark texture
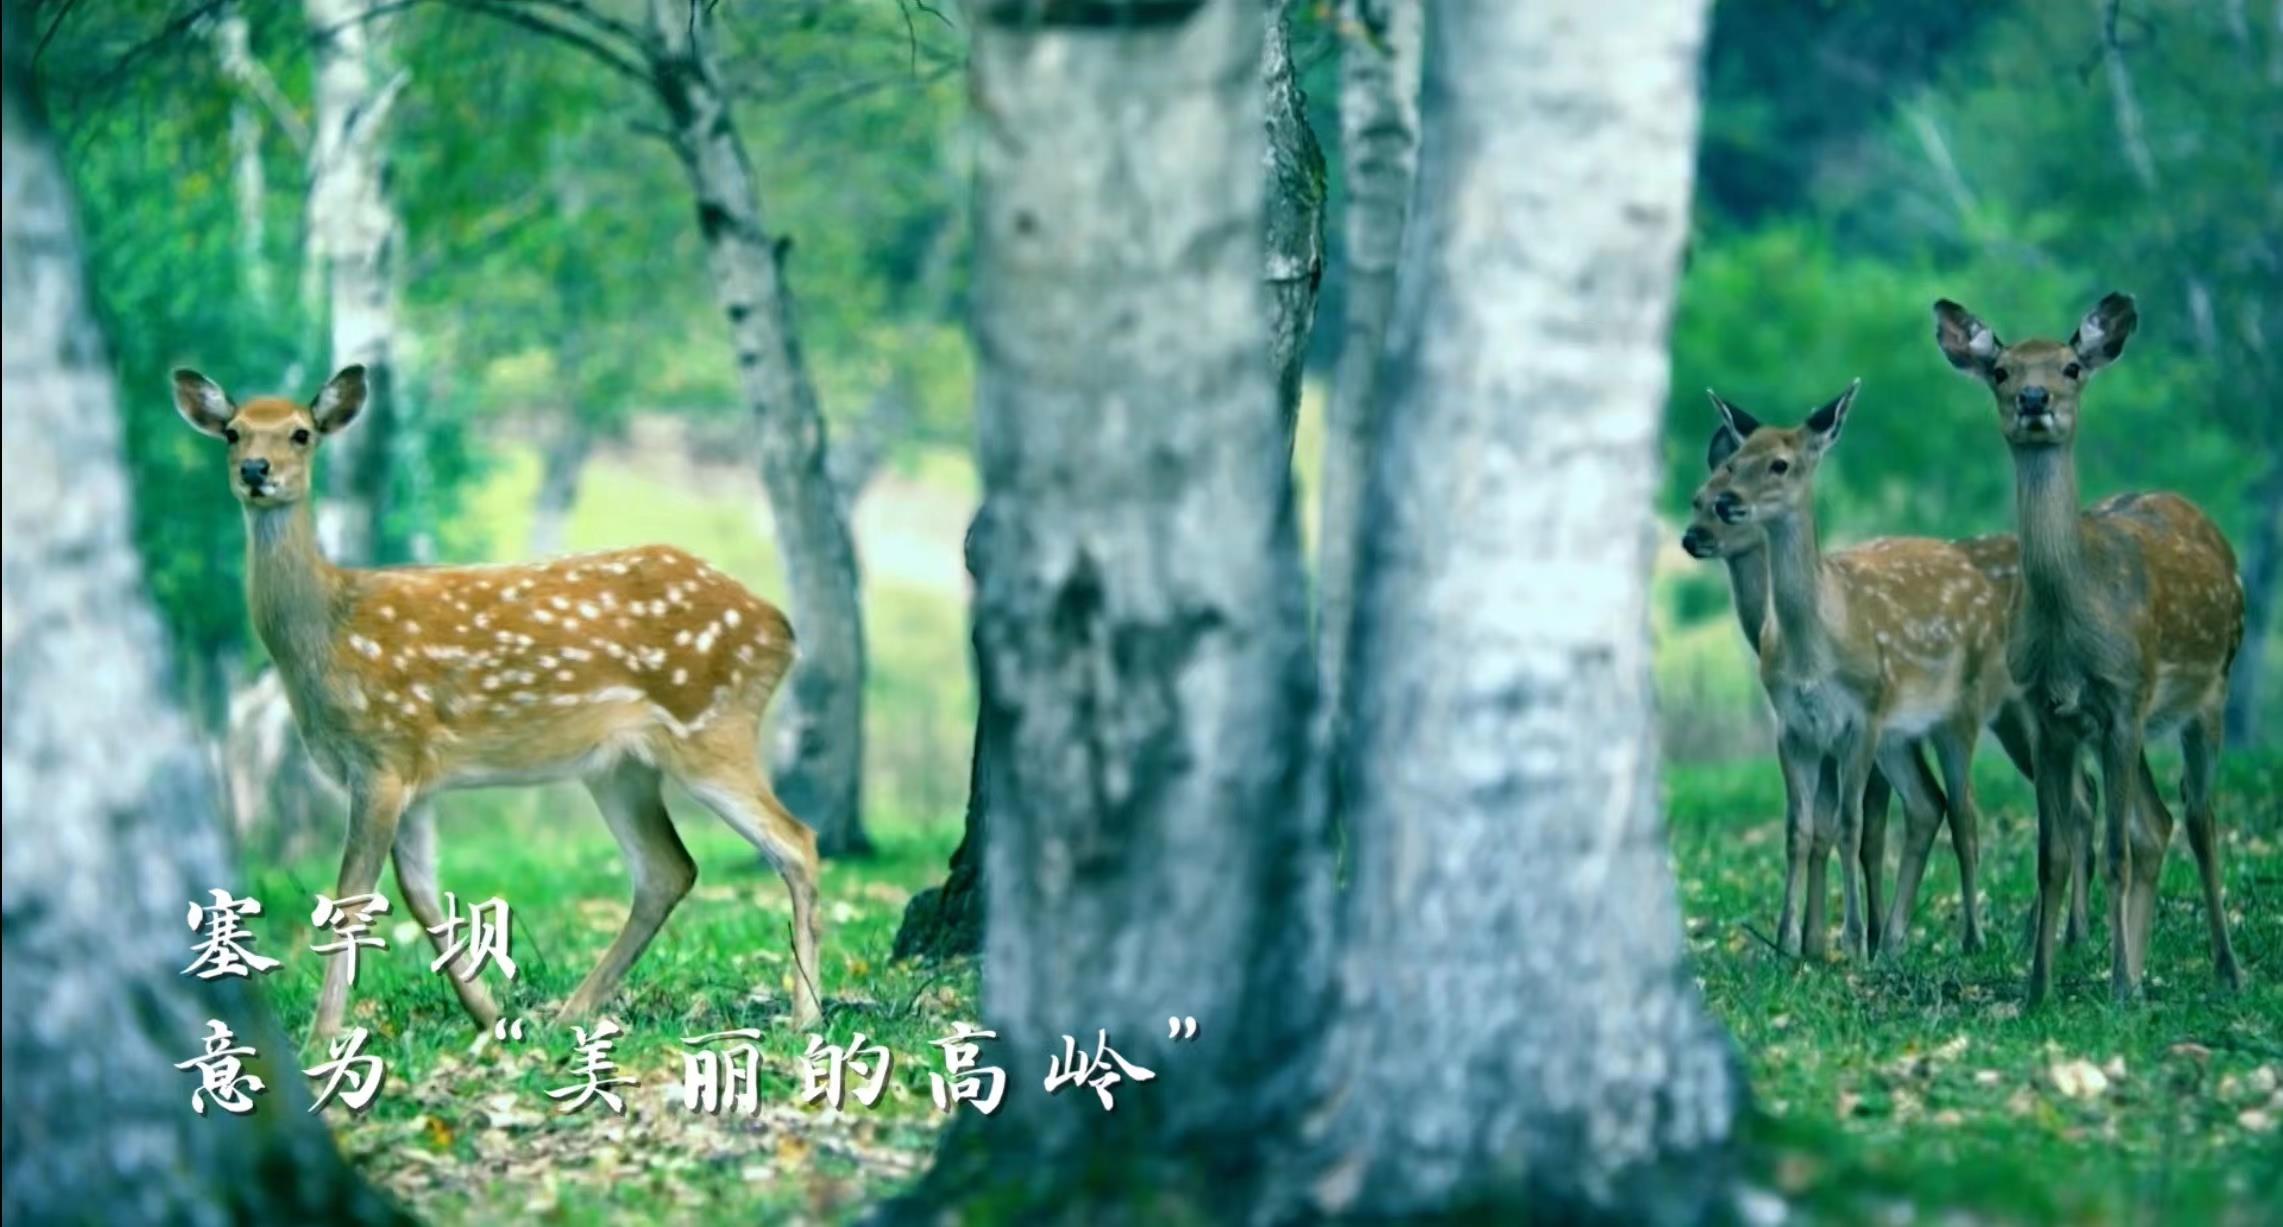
[891,508,995,962]
[2226,459,2282,743]
[213,5,271,309]
[1262,0,1326,453]
[1,24,400,1220]
[1313,0,1420,760]
[1311,3,1740,1222]
[645,0,870,857]
[948,0,1329,1202]
[527,417,592,559]
[305,0,407,565]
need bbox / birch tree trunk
[645,0,870,856]
[528,417,592,559]
[2226,461,2281,743]
[304,0,406,565]
[213,5,270,308]
[1,25,398,1220]
[1314,0,1419,752]
[1308,2,1741,1220]
[890,507,994,961]
[1262,0,1326,452]
[904,0,1328,1210]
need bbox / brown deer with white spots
[1935,293,2244,1004]
[1689,381,2018,962]
[1684,417,2100,959]
[172,365,824,1046]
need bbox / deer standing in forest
[173,365,824,1046]
[1685,381,2019,961]
[1686,417,2098,957]
[1934,294,2243,1003]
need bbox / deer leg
[559,761,695,1022]
[2096,727,2150,1003]
[2027,727,2079,1007]
[1933,722,1985,954]
[2124,751,2175,992]
[2180,710,2242,991]
[1860,766,1891,955]
[677,752,824,1029]
[1800,750,1839,962]
[1775,732,1818,959]
[313,771,410,1050]
[1833,736,1877,962]
[1877,741,1946,959]
[2068,766,2096,946]
[392,801,501,1031]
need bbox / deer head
[1680,393,1761,560]
[1691,380,1858,537]
[1932,293,2138,449]
[173,366,367,507]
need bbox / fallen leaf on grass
[2241,1109,2276,1134]
[2047,1058,2108,1100]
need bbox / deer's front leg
[2095,726,2157,1004]
[1774,731,1819,958]
[2026,725,2080,1007]
[312,772,410,1051]
[1832,732,1878,962]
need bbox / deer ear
[1706,388,1761,439]
[1933,300,2001,379]
[311,365,368,434]
[2068,292,2137,373]
[172,369,234,438]
[1803,379,1859,455]
[1704,422,1742,471]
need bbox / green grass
[245,427,2280,1222]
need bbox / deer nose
[1681,526,1714,557]
[1713,491,1746,523]
[239,457,271,486]
[2018,386,2050,413]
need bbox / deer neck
[2011,444,2086,630]
[245,502,345,687]
[1722,545,1771,653]
[1761,506,1834,674]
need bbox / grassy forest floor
[250,752,2283,1225]
[234,433,2280,1223]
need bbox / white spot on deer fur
[379,605,396,621]
[400,700,420,718]
[550,596,570,611]
[534,609,556,624]
[475,612,493,629]
[675,629,693,647]
[556,670,574,683]
[551,694,582,707]
[723,609,741,628]
[577,601,600,619]
[564,618,582,631]
[482,675,503,691]
[410,683,433,703]
[599,592,619,610]
[511,691,538,705]
[561,646,592,662]
[350,635,381,659]
[349,689,370,711]
[695,628,717,654]
[537,655,558,670]
[672,668,689,685]
[496,630,515,644]
[453,600,471,613]
[736,644,756,664]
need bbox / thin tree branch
[322,0,653,85]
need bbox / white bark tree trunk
[1262,0,1326,452]
[1,23,397,1219]
[1314,0,1420,754]
[902,0,1328,1209]
[1310,2,1741,1220]
[645,0,870,855]
[527,416,592,559]
[212,5,270,308]
[304,0,406,565]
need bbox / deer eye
[2063,362,2083,380]
[221,427,240,445]
[292,428,313,445]
[1769,459,1790,475]
[1992,368,2010,384]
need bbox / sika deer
[1686,418,2098,956]
[173,365,825,1046]
[1934,293,2244,1003]
[1689,381,2016,961]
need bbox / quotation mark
[491,1017,527,1042]
[1166,1016,1198,1041]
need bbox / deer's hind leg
[2179,709,2240,991]
[670,725,823,1029]
[559,760,697,1021]
[313,771,410,1050]
[1933,720,1986,954]
[393,801,502,1030]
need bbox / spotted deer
[1686,418,2098,957]
[1934,293,2243,1003]
[1687,381,2018,961]
[173,365,824,1046]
